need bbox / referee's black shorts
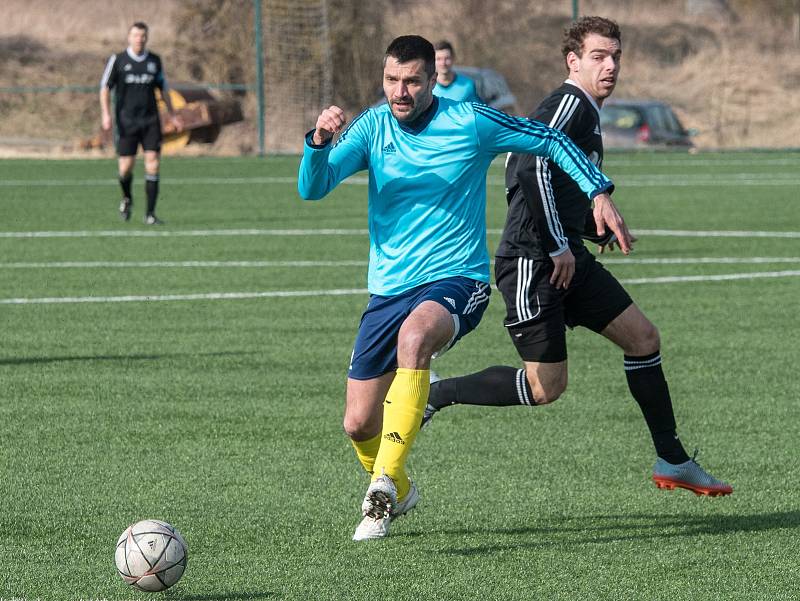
[116,116,162,156]
[495,248,633,363]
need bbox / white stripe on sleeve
[100,55,116,89]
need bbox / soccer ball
[114,519,188,592]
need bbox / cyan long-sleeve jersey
[298,97,613,296]
[434,74,481,103]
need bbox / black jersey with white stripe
[497,82,604,260]
[101,49,165,126]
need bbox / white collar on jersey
[126,47,150,62]
[565,79,602,115]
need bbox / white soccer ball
[114,519,188,592]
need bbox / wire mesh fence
[1,0,799,155]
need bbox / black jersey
[101,49,166,127]
[496,82,604,260]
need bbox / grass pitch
[2,151,799,600]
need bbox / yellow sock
[350,433,381,475]
[372,368,429,500]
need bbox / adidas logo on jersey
[382,142,396,154]
[383,431,405,445]
[443,296,456,309]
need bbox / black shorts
[495,250,633,363]
[116,116,162,156]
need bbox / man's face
[435,49,454,77]
[128,27,148,54]
[567,33,621,104]
[383,56,437,122]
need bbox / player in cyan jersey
[298,34,630,541]
[433,40,481,103]
[422,17,732,498]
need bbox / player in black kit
[100,22,181,224]
[423,17,732,496]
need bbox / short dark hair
[434,40,454,54]
[562,16,620,66]
[385,35,435,77]
[130,21,149,34]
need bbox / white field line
[0,228,370,238]
[0,176,298,187]
[2,228,799,239]
[0,288,368,305]
[607,157,800,167]
[3,270,800,305]
[2,257,800,269]
[630,229,800,238]
[620,270,800,284]
[2,172,800,189]
[486,174,800,187]
[600,256,800,265]
[0,260,367,268]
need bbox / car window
[645,106,669,132]
[453,66,518,113]
[456,68,497,103]
[647,105,686,134]
[660,107,685,133]
[600,106,643,129]
[473,73,496,103]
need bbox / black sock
[624,351,690,464]
[428,366,536,410]
[145,173,159,215]
[119,173,132,200]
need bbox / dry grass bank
[1,0,798,154]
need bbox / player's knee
[645,323,661,351]
[397,328,437,367]
[343,415,373,440]
[526,372,567,405]
[533,384,565,405]
[631,321,660,355]
[118,161,134,177]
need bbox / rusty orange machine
[81,84,243,153]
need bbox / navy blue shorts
[348,276,491,380]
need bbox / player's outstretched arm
[592,193,633,254]
[313,106,347,146]
[474,105,613,206]
[298,105,369,201]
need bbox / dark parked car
[600,99,695,149]
[452,66,519,114]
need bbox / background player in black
[424,17,732,496]
[100,22,181,225]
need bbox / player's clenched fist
[313,106,347,145]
